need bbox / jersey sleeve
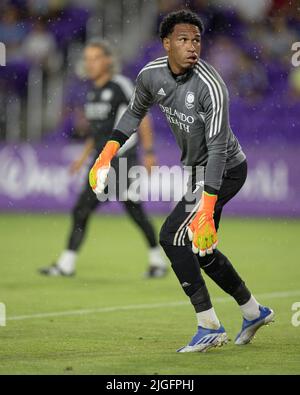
[113,70,154,139]
[113,83,131,128]
[200,76,230,193]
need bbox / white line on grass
[7,289,300,322]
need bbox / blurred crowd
[0,0,299,143]
[0,0,89,70]
[154,0,300,101]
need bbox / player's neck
[167,58,187,76]
[93,72,112,88]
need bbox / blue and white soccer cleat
[177,325,228,353]
[235,305,275,345]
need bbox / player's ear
[163,37,170,52]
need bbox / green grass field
[0,213,299,375]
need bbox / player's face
[84,46,112,80]
[163,23,201,73]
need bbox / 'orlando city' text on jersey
[114,56,246,190]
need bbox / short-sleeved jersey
[84,74,138,157]
[114,56,246,191]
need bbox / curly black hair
[159,10,204,41]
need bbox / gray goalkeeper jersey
[115,56,246,191]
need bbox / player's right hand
[89,158,110,195]
[89,140,120,195]
[188,191,218,257]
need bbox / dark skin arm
[69,137,95,174]
[138,115,157,173]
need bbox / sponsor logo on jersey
[159,104,195,133]
[185,91,195,109]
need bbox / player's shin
[160,243,221,329]
[197,249,260,319]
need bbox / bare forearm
[79,138,95,163]
[139,115,154,153]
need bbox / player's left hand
[89,140,120,195]
[188,191,218,257]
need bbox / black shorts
[159,160,248,247]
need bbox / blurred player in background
[39,39,167,278]
[89,11,274,352]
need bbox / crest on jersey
[101,89,113,101]
[185,91,195,109]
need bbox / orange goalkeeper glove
[188,191,218,257]
[89,141,120,195]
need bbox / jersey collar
[167,61,194,85]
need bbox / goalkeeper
[89,11,274,352]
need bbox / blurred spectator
[47,70,92,142]
[27,0,68,16]
[206,36,242,88]
[21,19,59,71]
[234,53,268,102]
[217,0,272,22]
[0,5,27,60]
[249,16,297,65]
[155,0,185,33]
[288,67,300,101]
[287,1,300,31]
[157,0,183,14]
[1,0,299,145]
[270,0,294,17]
